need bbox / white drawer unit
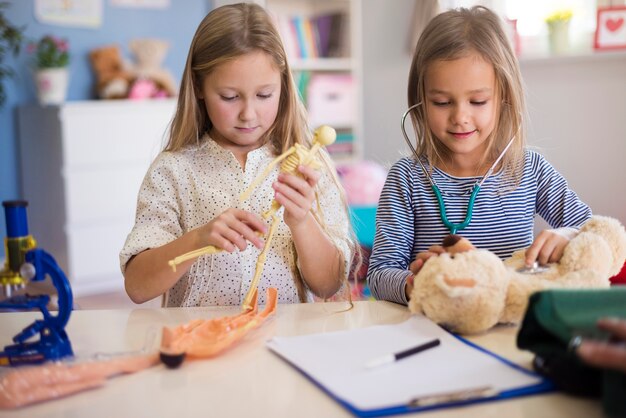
[18,99,176,296]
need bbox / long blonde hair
[407,5,527,185]
[166,3,359,302]
[167,2,307,154]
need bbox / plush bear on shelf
[89,45,134,99]
[127,38,177,99]
[408,216,626,335]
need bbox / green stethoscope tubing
[401,102,516,235]
[431,183,480,234]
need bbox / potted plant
[0,1,25,107]
[546,9,573,55]
[28,34,70,105]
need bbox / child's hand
[405,246,446,300]
[410,246,445,274]
[272,164,321,228]
[524,229,570,267]
[199,208,267,252]
[405,273,415,300]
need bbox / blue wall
[0,1,211,238]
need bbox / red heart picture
[606,17,624,32]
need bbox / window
[439,0,604,57]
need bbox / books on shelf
[270,4,356,163]
[325,131,354,157]
[327,143,354,161]
[312,12,346,58]
[274,11,348,59]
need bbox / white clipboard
[266,316,553,416]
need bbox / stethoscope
[400,102,516,234]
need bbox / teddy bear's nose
[442,234,462,248]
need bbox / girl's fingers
[297,165,321,187]
[547,234,567,263]
[547,244,564,263]
[526,230,568,265]
[524,241,542,266]
[236,210,267,234]
[427,245,445,255]
[275,192,308,220]
[274,179,307,204]
[273,173,315,219]
[210,209,267,251]
[536,241,557,265]
[231,222,265,249]
[231,211,267,249]
[277,172,315,199]
[226,229,249,251]
[409,258,424,274]
[211,221,246,252]
[405,273,415,300]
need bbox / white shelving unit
[265,0,363,163]
[210,0,363,163]
[18,100,176,296]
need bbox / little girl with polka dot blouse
[120,3,357,307]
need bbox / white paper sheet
[266,315,542,411]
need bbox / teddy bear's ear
[442,235,476,254]
[580,216,626,277]
[561,232,613,277]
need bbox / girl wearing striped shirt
[367,6,591,305]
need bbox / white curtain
[407,0,440,53]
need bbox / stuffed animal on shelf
[89,45,134,99]
[128,38,177,98]
[408,215,626,335]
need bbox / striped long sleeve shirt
[366,150,591,305]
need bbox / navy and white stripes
[366,150,591,305]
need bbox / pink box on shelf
[306,73,355,128]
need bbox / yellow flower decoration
[545,10,573,24]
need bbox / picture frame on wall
[594,6,626,50]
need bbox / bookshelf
[264,0,363,163]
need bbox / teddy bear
[127,38,177,99]
[89,45,134,99]
[408,215,626,335]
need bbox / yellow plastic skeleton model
[167,125,337,310]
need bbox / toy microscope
[0,200,74,366]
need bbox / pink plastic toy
[336,160,387,205]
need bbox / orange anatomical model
[0,353,159,409]
[0,288,277,409]
[160,287,277,364]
